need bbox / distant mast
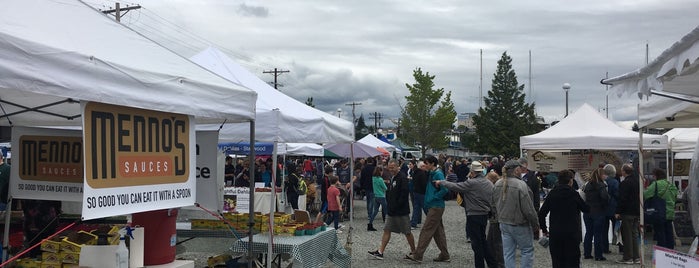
[528,50,532,104]
[479,49,483,109]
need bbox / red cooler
[132,209,178,265]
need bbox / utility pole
[369,112,384,136]
[102,2,141,23]
[345,101,362,128]
[263,68,290,89]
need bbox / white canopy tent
[520,103,668,150]
[0,0,259,264]
[664,128,699,153]
[192,47,354,143]
[602,25,699,265]
[280,143,324,156]
[357,134,397,152]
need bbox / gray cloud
[237,3,268,17]
[114,0,699,128]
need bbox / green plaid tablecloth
[231,229,350,268]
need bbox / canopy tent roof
[0,0,256,127]
[520,103,668,150]
[663,128,699,152]
[638,97,699,128]
[192,47,354,143]
[603,25,699,98]
[357,134,397,151]
[324,142,383,158]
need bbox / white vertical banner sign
[81,102,196,220]
[9,126,84,202]
[182,131,222,211]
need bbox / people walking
[492,160,539,268]
[372,166,388,227]
[538,170,590,268]
[361,158,377,231]
[368,159,416,260]
[407,155,450,263]
[410,160,427,229]
[615,164,641,264]
[603,164,619,254]
[436,161,496,268]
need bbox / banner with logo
[529,150,625,173]
[81,102,196,220]
[182,131,223,211]
[10,126,84,201]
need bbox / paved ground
[176,199,691,267]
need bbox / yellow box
[61,231,97,253]
[40,263,61,268]
[59,252,79,264]
[16,258,41,268]
[40,238,62,253]
[41,252,60,264]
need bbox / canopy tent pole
[267,141,279,268]
[638,124,646,268]
[2,197,12,262]
[346,143,355,257]
[248,121,256,268]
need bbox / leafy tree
[470,52,539,157]
[305,97,315,107]
[399,68,457,157]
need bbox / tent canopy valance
[0,1,257,127]
[520,103,668,151]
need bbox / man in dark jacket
[410,160,428,228]
[518,157,541,239]
[360,158,377,231]
[368,159,416,260]
[538,170,590,268]
[614,164,640,264]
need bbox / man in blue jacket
[407,155,450,263]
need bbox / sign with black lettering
[10,127,84,202]
[81,102,196,220]
[182,131,223,212]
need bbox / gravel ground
[176,199,691,267]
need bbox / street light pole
[562,83,571,117]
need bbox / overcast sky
[92,0,699,128]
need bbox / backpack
[297,179,307,195]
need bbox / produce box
[40,238,62,253]
[62,264,79,268]
[16,258,41,268]
[61,231,97,253]
[40,252,60,264]
[59,251,79,264]
[40,263,61,268]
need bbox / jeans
[620,215,640,260]
[325,210,340,229]
[500,223,534,268]
[410,192,425,227]
[467,215,496,268]
[583,213,607,259]
[653,219,675,249]
[366,191,375,224]
[373,197,387,223]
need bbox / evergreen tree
[470,52,538,157]
[355,114,369,140]
[400,68,457,157]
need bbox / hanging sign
[10,126,84,201]
[81,102,196,220]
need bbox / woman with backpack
[643,168,678,249]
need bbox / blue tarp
[218,142,275,155]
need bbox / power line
[263,68,290,89]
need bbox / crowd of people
[222,153,680,268]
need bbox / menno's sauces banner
[10,127,84,202]
[81,102,196,220]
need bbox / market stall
[602,24,699,264]
[0,0,257,266]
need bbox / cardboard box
[59,252,79,264]
[40,252,60,264]
[40,238,61,253]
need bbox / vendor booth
[0,0,257,267]
[603,25,699,265]
[191,47,352,267]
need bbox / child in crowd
[325,176,343,233]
